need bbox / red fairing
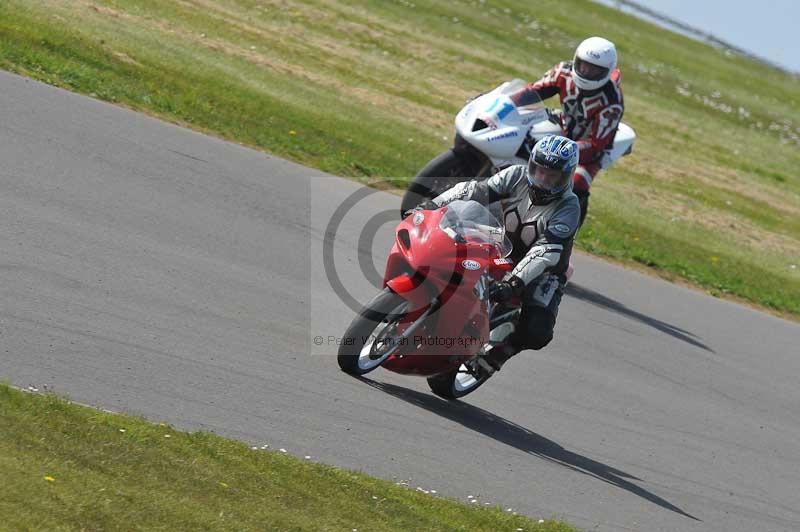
[386,273,418,294]
[379,207,508,376]
[491,257,514,275]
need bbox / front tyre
[337,289,410,375]
[427,362,491,400]
[401,150,472,218]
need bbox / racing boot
[477,343,518,373]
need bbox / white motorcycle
[400,79,636,216]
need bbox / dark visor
[574,57,609,81]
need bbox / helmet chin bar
[527,166,569,205]
[574,57,609,81]
[572,66,608,91]
[529,184,559,205]
[528,162,568,192]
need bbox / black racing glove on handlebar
[485,276,525,303]
[402,199,438,219]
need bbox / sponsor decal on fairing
[462,259,481,270]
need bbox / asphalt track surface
[2,70,799,531]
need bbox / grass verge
[0,384,574,531]
[0,0,798,317]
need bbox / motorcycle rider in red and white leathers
[511,36,624,227]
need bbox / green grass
[0,0,798,316]
[0,384,574,531]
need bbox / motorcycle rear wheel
[427,361,491,400]
[337,289,410,375]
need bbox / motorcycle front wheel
[400,149,475,218]
[337,289,410,375]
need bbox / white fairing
[600,122,635,169]
[455,80,537,166]
[454,79,635,171]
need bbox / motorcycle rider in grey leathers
[415,134,580,371]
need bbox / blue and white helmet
[527,135,578,204]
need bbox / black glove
[485,276,524,302]
[402,199,438,219]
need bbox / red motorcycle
[337,200,520,399]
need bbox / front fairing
[455,79,551,161]
[385,204,510,299]
[385,209,493,303]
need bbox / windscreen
[439,200,512,257]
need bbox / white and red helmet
[572,37,617,91]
